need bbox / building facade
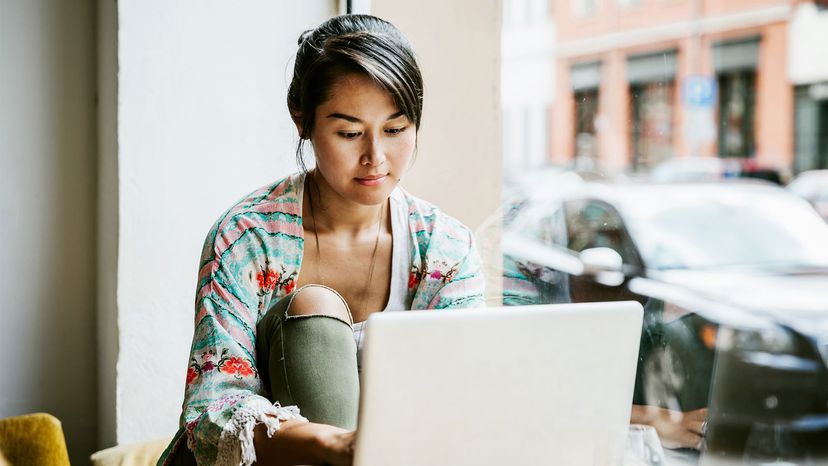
[502,0,556,174]
[549,0,828,174]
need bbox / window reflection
[500,0,828,462]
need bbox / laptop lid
[353,301,643,466]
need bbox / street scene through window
[499,0,828,464]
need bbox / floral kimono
[158,173,485,465]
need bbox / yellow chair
[0,412,71,466]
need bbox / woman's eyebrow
[327,112,361,123]
[326,111,406,123]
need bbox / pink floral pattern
[220,356,255,378]
[256,265,297,297]
[186,366,199,384]
[166,173,485,466]
[410,261,459,287]
[188,348,256,384]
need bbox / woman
[159,14,485,466]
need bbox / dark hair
[287,14,424,172]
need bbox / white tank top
[352,187,411,370]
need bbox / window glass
[565,199,638,265]
[526,203,568,248]
[498,0,828,462]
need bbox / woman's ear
[291,112,304,138]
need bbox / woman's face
[309,72,416,206]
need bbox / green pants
[256,284,361,430]
[170,285,360,465]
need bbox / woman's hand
[317,428,357,466]
[254,419,356,466]
[631,405,707,450]
[651,407,706,450]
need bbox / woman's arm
[253,420,356,466]
[421,226,487,310]
[179,206,307,465]
[630,404,706,450]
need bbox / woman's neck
[304,170,387,237]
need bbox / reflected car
[501,178,828,461]
[650,157,785,185]
[788,169,828,222]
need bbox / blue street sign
[683,76,717,108]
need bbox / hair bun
[297,29,313,45]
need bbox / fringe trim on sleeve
[215,399,305,466]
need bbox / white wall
[371,0,503,301]
[0,0,502,455]
[97,0,118,449]
[372,0,502,233]
[108,0,336,444]
[0,0,98,463]
[788,2,828,85]
[502,0,555,172]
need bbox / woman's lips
[355,174,387,186]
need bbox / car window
[523,203,567,248]
[564,199,639,266]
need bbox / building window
[631,83,674,170]
[571,61,602,167]
[627,50,677,170]
[572,0,597,18]
[618,0,641,7]
[528,0,549,23]
[713,38,759,158]
[794,84,828,173]
[717,71,756,158]
[574,88,600,164]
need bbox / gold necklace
[307,181,385,320]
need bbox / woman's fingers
[684,408,708,438]
[686,408,708,422]
[322,430,357,466]
[686,419,705,435]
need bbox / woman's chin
[347,182,396,206]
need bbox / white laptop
[353,301,643,466]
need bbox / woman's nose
[361,135,386,166]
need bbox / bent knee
[286,285,352,324]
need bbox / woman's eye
[386,126,408,135]
[338,131,361,139]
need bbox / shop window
[571,0,597,18]
[717,71,756,158]
[713,38,758,158]
[821,101,828,168]
[631,83,674,170]
[794,85,828,173]
[627,50,677,170]
[571,61,602,167]
[574,88,600,164]
[618,0,642,7]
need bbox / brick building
[549,0,828,174]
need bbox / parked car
[650,156,786,185]
[788,169,828,222]
[500,177,828,461]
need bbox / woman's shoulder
[398,188,473,240]
[396,187,475,260]
[199,174,304,261]
[222,173,302,220]
[399,188,485,310]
